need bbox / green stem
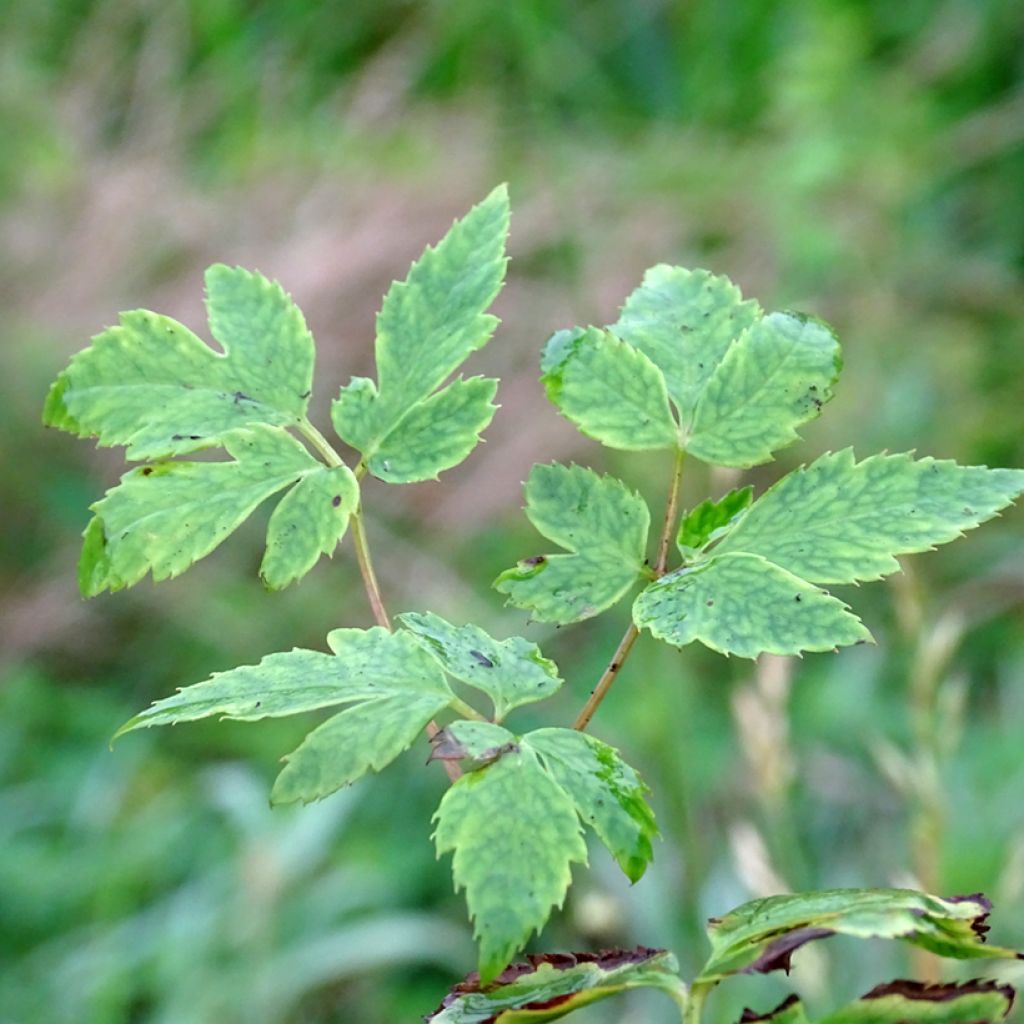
[573,447,686,732]
[449,697,488,722]
[297,417,344,467]
[684,980,714,1024]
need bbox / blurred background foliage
[2,1,1023,1021]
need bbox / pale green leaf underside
[399,611,562,720]
[699,889,1019,982]
[332,185,509,472]
[433,749,587,983]
[713,450,1024,584]
[540,327,679,450]
[360,377,498,483]
[82,425,318,595]
[525,728,657,884]
[677,485,753,558]
[115,626,450,738]
[495,463,650,624]
[44,264,315,461]
[260,464,360,589]
[685,312,841,468]
[426,949,686,1023]
[634,553,871,658]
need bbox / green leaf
[737,996,810,1024]
[677,485,753,559]
[332,186,509,478]
[524,728,657,883]
[433,747,587,983]
[611,265,760,418]
[44,265,315,461]
[398,611,562,720]
[83,425,319,595]
[259,464,360,589]
[540,327,679,450]
[818,980,1015,1024]
[495,464,651,624]
[361,376,499,483]
[429,721,520,771]
[684,312,841,468]
[697,889,1020,983]
[633,553,872,658]
[712,450,1024,584]
[426,948,687,1023]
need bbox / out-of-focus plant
[43,187,1024,1021]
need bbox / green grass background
[2,2,1023,1021]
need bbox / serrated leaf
[713,450,1024,584]
[398,611,562,720]
[495,464,651,624]
[259,464,360,589]
[633,553,872,658]
[427,948,687,1023]
[430,721,520,770]
[524,728,657,883]
[698,889,1020,983]
[540,327,679,450]
[611,266,760,418]
[332,186,509,478]
[677,486,754,559]
[360,376,499,483]
[685,312,841,468]
[44,265,315,461]
[433,748,588,983]
[818,980,1015,1023]
[83,425,319,595]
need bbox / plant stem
[573,447,686,732]
[683,980,714,1024]
[449,697,488,722]
[298,417,344,467]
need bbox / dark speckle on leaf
[794,594,802,602]
[522,555,547,567]
[331,495,342,507]
[141,467,153,476]
[469,649,494,668]
[232,390,252,404]
[706,599,714,607]
[299,389,311,400]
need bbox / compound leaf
[44,265,315,461]
[633,553,871,658]
[427,948,686,1023]
[685,312,841,468]
[713,450,1024,584]
[495,464,650,624]
[332,186,509,478]
[398,611,562,720]
[83,425,319,595]
[677,485,754,559]
[540,327,679,450]
[698,889,1019,982]
[433,747,587,983]
[524,728,657,883]
[259,464,360,589]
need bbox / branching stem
[573,447,686,731]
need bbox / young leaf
[524,728,657,883]
[712,450,1024,584]
[83,425,320,595]
[398,611,562,720]
[697,889,1020,983]
[677,485,754,559]
[114,626,451,740]
[260,464,360,589]
[332,186,510,480]
[427,948,687,1023]
[495,464,651,624]
[818,980,1015,1024]
[44,265,315,461]
[540,327,679,450]
[433,747,588,983]
[634,553,871,658]
[429,721,520,771]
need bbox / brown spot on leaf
[331,495,342,507]
[747,926,834,974]
[522,555,547,567]
[739,994,801,1022]
[862,978,1014,1008]
[141,467,153,476]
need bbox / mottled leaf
[540,327,679,450]
[260,464,360,589]
[332,186,509,478]
[634,553,871,658]
[524,728,657,883]
[698,889,1020,983]
[677,486,754,559]
[398,611,562,720]
[44,265,315,461]
[433,747,588,983]
[427,948,686,1023]
[713,450,1024,583]
[82,425,319,595]
[495,464,650,624]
